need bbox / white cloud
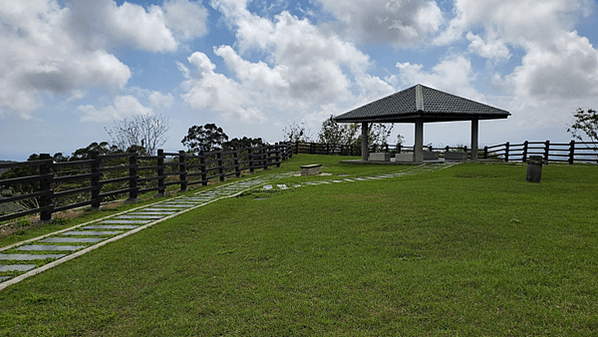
[316,0,444,47]
[0,0,208,119]
[396,56,486,102]
[466,32,510,60]
[149,91,174,109]
[163,0,209,41]
[78,95,153,123]
[507,31,598,107]
[67,0,178,52]
[182,0,392,125]
[181,52,245,112]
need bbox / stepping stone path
[0,165,451,289]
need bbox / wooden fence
[292,140,598,164]
[0,143,293,223]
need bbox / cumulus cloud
[182,0,393,125]
[396,56,486,102]
[67,0,177,52]
[0,0,207,118]
[77,95,153,123]
[316,0,443,47]
[466,32,510,60]
[149,91,174,109]
[163,0,209,40]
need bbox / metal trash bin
[526,155,543,183]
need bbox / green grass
[1,156,597,336]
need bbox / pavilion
[333,84,511,163]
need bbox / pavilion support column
[361,122,369,161]
[471,118,479,161]
[414,119,424,163]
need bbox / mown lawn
[1,156,597,336]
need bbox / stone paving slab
[0,265,37,272]
[16,245,86,251]
[142,208,182,212]
[155,204,195,208]
[0,276,10,282]
[127,212,176,215]
[83,225,139,230]
[99,220,151,224]
[263,185,273,190]
[277,184,288,189]
[0,254,65,260]
[62,231,123,236]
[344,179,355,182]
[115,215,164,220]
[40,237,104,243]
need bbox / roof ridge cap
[415,84,424,112]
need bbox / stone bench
[394,153,414,162]
[301,164,322,176]
[369,152,390,161]
[444,152,468,161]
[423,151,439,160]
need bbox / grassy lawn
[1,155,597,336]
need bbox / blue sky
[1,0,597,160]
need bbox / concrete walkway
[0,163,452,290]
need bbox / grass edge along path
[0,174,294,291]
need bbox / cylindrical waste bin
[526,155,543,183]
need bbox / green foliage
[282,121,311,143]
[317,115,359,146]
[182,123,229,153]
[222,136,263,150]
[567,108,598,145]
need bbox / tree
[567,108,598,147]
[223,137,263,150]
[181,123,229,153]
[368,123,394,148]
[105,114,169,155]
[317,115,362,146]
[283,122,311,143]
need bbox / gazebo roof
[334,84,510,123]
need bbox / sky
[1,0,597,161]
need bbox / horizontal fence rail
[292,140,598,164]
[0,143,293,223]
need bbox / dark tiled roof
[334,84,510,123]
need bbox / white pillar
[414,119,424,163]
[361,122,368,161]
[471,118,479,161]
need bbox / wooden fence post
[568,140,575,165]
[504,142,510,162]
[127,148,139,203]
[522,140,528,162]
[483,146,488,159]
[156,149,165,197]
[249,147,255,174]
[264,146,269,170]
[179,150,187,192]
[544,140,550,163]
[275,145,281,168]
[39,153,54,222]
[234,147,241,177]
[218,151,225,182]
[200,152,208,186]
[90,151,101,209]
